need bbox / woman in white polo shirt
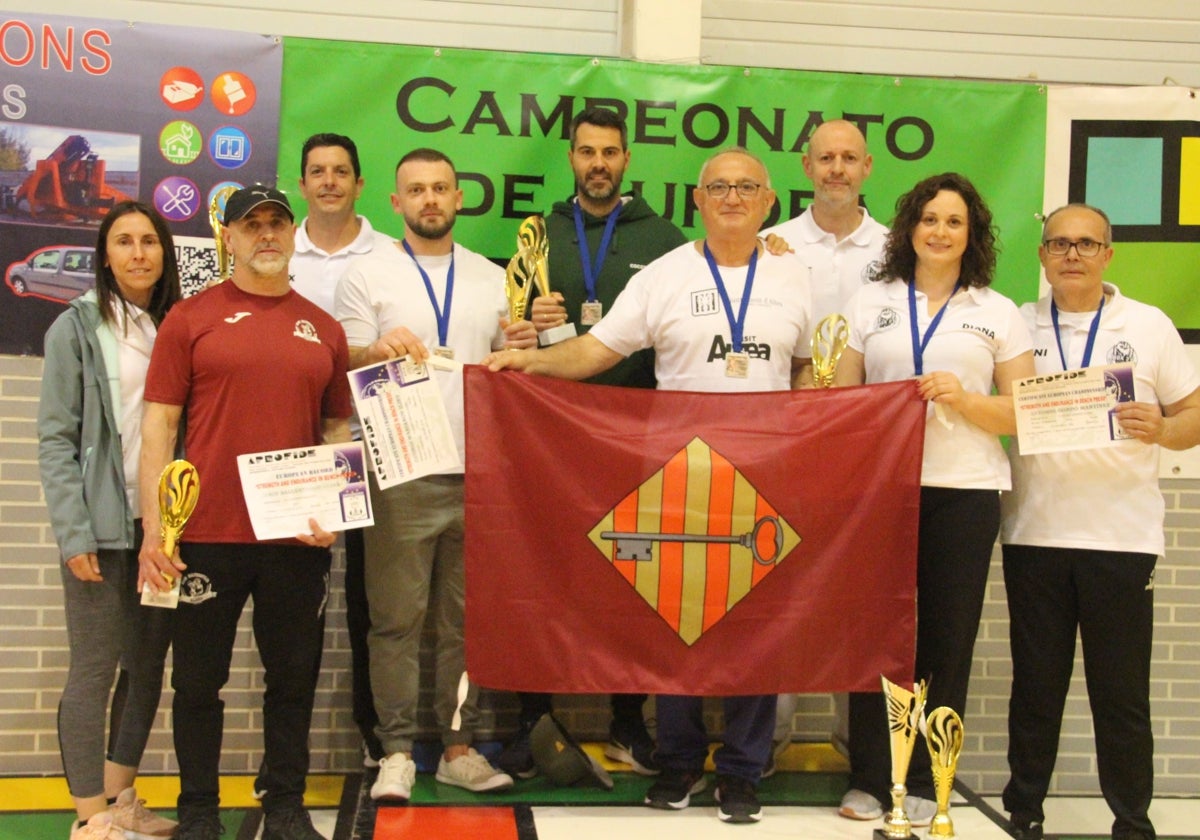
[833,172,1035,824]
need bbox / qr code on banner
[174,236,220,297]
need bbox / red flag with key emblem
[463,367,923,695]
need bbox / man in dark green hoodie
[497,105,686,779]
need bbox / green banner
[280,40,1046,303]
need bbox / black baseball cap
[223,185,294,225]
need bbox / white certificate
[1014,363,1135,455]
[348,356,461,489]
[237,442,374,541]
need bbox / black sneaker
[1010,821,1044,840]
[175,812,223,840]
[644,769,706,810]
[605,717,661,775]
[496,718,538,779]
[715,774,762,824]
[262,806,323,840]
[1112,829,1154,840]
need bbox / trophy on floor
[875,675,929,839]
[922,706,964,838]
[208,185,238,283]
[811,312,849,387]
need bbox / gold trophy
[141,459,199,609]
[505,215,577,346]
[875,675,929,839]
[207,185,238,283]
[922,706,964,838]
[811,312,849,387]
[159,459,200,559]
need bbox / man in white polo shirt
[1000,203,1200,840]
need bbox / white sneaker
[838,788,883,820]
[362,742,381,770]
[906,795,937,827]
[436,749,514,792]
[108,787,177,839]
[371,753,417,801]
[69,811,125,840]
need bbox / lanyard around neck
[401,239,454,348]
[703,241,757,354]
[1051,295,1104,370]
[908,279,961,376]
[573,200,623,303]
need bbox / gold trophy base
[874,782,914,839]
[538,322,578,346]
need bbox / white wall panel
[9,0,621,56]
[702,0,1200,86]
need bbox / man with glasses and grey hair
[485,147,813,824]
[999,203,1200,840]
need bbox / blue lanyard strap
[703,241,757,353]
[1051,294,1104,370]
[908,279,961,376]
[401,239,454,347]
[573,200,623,303]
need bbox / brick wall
[4,351,1199,797]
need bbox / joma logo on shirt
[707,335,772,362]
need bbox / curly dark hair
[872,172,998,288]
[94,201,182,327]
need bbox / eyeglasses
[1043,237,1107,257]
[702,181,762,200]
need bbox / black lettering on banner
[584,97,628,124]
[887,116,934,161]
[503,173,544,218]
[843,113,885,143]
[682,102,729,149]
[738,107,785,151]
[655,181,699,229]
[635,100,676,145]
[457,171,495,216]
[791,111,825,153]
[785,189,815,220]
[463,91,512,136]
[391,76,937,165]
[520,93,573,139]
[396,76,455,132]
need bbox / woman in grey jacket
[39,201,182,840]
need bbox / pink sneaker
[108,787,178,839]
[69,811,125,840]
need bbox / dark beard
[408,214,454,240]
[576,172,622,203]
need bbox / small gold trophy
[875,675,929,839]
[141,460,199,609]
[922,706,964,838]
[811,313,849,387]
[160,459,200,558]
[207,185,238,283]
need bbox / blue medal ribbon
[401,239,454,348]
[1051,295,1104,371]
[908,279,962,376]
[703,241,757,354]
[573,200,623,303]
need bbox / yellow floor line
[0,775,345,813]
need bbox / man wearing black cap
[139,185,352,840]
